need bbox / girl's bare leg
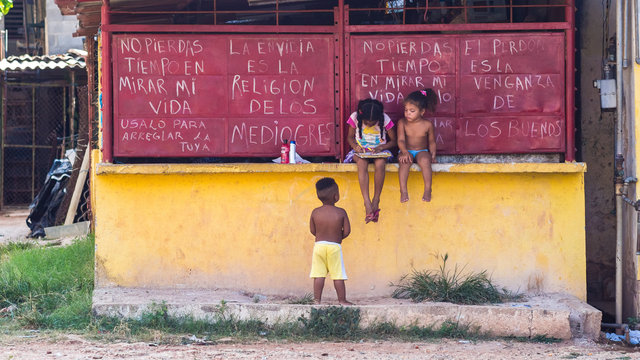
[313,277,325,304]
[415,152,433,202]
[354,156,373,215]
[399,160,412,203]
[333,280,353,305]
[371,158,387,211]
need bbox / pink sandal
[371,209,380,222]
[365,212,375,223]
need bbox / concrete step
[92,288,601,340]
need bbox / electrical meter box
[594,79,617,109]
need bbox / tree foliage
[0,0,12,16]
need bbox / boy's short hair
[316,177,337,202]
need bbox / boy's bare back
[310,205,350,244]
[400,118,435,150]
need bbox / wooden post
[64,147,90,225]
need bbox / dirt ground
[0,206,30,243]
[2,208,636,359]
[1,334,639,359]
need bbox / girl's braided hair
[404,88,437,113]
[356,98,385,140]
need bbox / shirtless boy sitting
[309,177,353,305]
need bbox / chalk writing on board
[230,121,333,147]
[120,38,204,56]
[461,119,562,139]
[228,39,323,116]
[118,118,214,153]
[229,39,316,56]
[114,34,336,157]
[434,118,454,145]
[461,36,562,114]
[353,38,456,109]
[351,33,564,154]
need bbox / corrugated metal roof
[0,52,87,71]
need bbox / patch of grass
[0,235,94,329]
[299,306,361,338]
[0,240,513,345]
[531,334,562,343]
[560,353,582,359]
[287,293,314,305]
[391,253,520,305]
[504,335,562,344]
[0,242,35,259]
[435,319,479,339]
[88,305,484,344]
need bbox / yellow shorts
[309,241,347,280]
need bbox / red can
[280,140,290,164]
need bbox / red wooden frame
[100,0,576,162]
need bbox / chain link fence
[2,84,66,206]
[2,76,92,226]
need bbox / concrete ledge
[92,288,600,340]
[96,162,586,175]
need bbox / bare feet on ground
[400,191,409,203]
[339,300,354,306]
[422,190,431,202]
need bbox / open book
[355,152,392,159]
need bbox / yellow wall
[93,159,587,300]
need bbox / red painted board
[116,117,226,157]
[112,34,336,157]
[457,116,565,153]
[350,35,457,119]
[433,117,456,154]
[458,34,565,115]
[228,117,335,155]
[349,33,565,155]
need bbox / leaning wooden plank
[64,148,90,225]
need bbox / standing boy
[309,177,353,305]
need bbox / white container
[289,140,297,164]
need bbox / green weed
[560,353,582,359]
[299,306,361,338]
[531,334,562,343]
[287,293,314,305]
[0,235,94,329]
[0,242,35,259]
[391,253,520,305]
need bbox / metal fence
[2,83,67,206]
[1,80,91,226]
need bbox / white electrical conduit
[636,0,640,64]
[615,0,624,327]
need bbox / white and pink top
[346,111,394,149]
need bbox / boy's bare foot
[422,190,431,202]
[400,191,409,203]
[314,300,322,305]
[339,300,354,306]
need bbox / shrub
[391,253,518,305]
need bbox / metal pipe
[565,0,576,161]
[624,0,630,67]
[636,0,640,64]
[615,0,624,327]
[602,322,630,330]
[101,0,112,162]
[602,322,630,339]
